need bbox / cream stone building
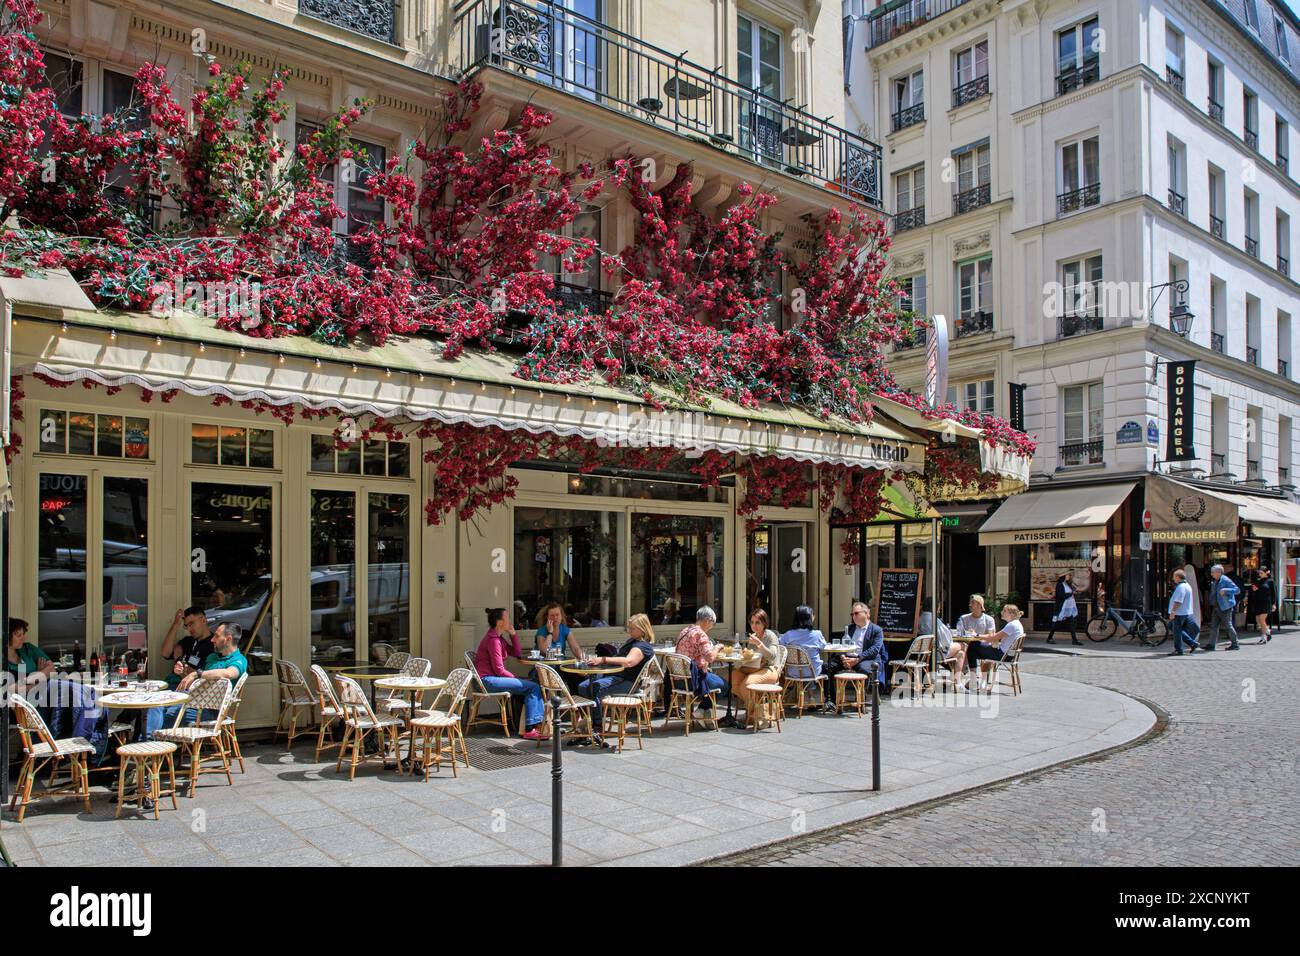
[845,0,1300,629]
[5,0,1021,730]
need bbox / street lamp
[1148,279,1194,336]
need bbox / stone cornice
[866,0,1001,67]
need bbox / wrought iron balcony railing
[1167,189,1186,217]
[955,310,993,336]
[891,104,925,132]
[1212,452,1226,471]
[1057,182,1100,216]
[953,182,991,215]
[1210,214,1225,239]
[896,326,927,350]
[300,0,396,43]
[1211,331,1225,353]
[1059,439,1104,467]
[493,281,612,346]
[1245,128,1259,151]
[864,0,975,49]
[952,75,990,108]
[1246,345,1259,366]
[1209,98,1224,123]
[1245,235,1259,258]
[1058,307,1103,338]
[1280,255,1290,276]
[1280,358,1290,377]
[1279,153,1289,175]
[1055,57,1100,96]
[1247,458,1261,479]
[454,0,883,206]
[1165,67,1184,96]
[893,205,925,234]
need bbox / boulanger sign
[1165,360,1197,462]
[1145,476,1237,542]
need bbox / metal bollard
[551,692,563,867]
[871,677,881,792]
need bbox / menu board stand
[874,567,925,638]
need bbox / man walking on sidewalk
[1167,569,1199,656]
[1205,564,1241,651]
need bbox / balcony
[300,0,396,42]
[1279,255,1290,276]
[1279,154,1290,176]
[952,75,990,108]
[1058,307,1103,338]
[1246,345,1259,366]
[1167,189,1186,217]
[893,205,925,234]
[953,182,991,215]
[1165,67,1184,96]
[891,104,925,133]
[955,310,993,337]
[1057,182,1100,217]
[1211,331,1225,353]
[494,281,612,345]
[1247,459,1261,480]
[1056,58,1100,96]
[1059,439,1104,467]
[1212,453,1226,472]
[1245,236,1259,258]
[1209,99,1224,124]
[1280,358,1290,377]
[896,326,928,350]
[1210,214,1225,239]
[865,0,975,49]
[454,0,883,206]
[1245,128,1259,151]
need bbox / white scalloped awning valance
[11,308,931,474]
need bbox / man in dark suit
[824,602,887,710]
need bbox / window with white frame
[1244,0,1261,32]
[1056,17,1100,74]
[1165,24,1184,81]
[894,165,925,213]
[896,274,926,317]
[295,122,387,236]
[41,50,84,116]
[954,142,991,191]
[1277,13,1292,62]
[956,257,992,322]
[893,69,924,117]
[1061,382,1104,464]
[1061,255,1103,314]
[1244,88,1259,145]
[1208,57,1224,113]
[1057,135,1099,213]
[946,378,994,414]
[1167,136,1186,213]
[952,39,989,104]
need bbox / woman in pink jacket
[474,608,548,741]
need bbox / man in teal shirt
[146,623,246,736]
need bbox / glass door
[366,492,411,663]
[309,488,358,668]
[745,522,809,633]
[550,0,602,100]
[36,470,150,668]
[190,480,276,675]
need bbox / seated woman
[475,608,548,741]
[732,609,782,728]
[965,603,1025,686]
[534,603,583,659]
[579,613,656,729]
[779,605,828,678]
[5,617,54,696]
[675,606,727,708]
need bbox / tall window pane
[37,473,89,661]
[310,490,356,667]
[514,508,622,633]
[367,493,410,662]
[631,513,725,626]
[102,477,147,664]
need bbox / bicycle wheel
[1144,616,1169,646]
[1086,613,1116,641]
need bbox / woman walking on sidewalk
[1249,568,1277,643]
[1045,571,1083,646]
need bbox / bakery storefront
[978,481,1140,631]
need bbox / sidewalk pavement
[1022,624,1294,659]
[2,671,1153,867]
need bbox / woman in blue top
[535,603,584,659]
[779,605,828,678]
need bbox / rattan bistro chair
[888,635,935,698]
[382,656,432,717]
[9,694,94,822]
[464,650,513,737]
[781,644,825,717]
[309,664,346,760]
[626,655,664,735]
[154,678,235,797]
[977,634,1026,696]
[202,671,248,773]
[533,662,596,746]
[412,667,475,776]
[275,660,318,747]
[662,652,719,735]
[380,650,408,670]
[333,674,403,781]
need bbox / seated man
[675,606,726,708]
[965,604,1024,686]
[160,606,216,690]
[825,602,887,698]
[147,622,247,737]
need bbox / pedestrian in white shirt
[1166,568,1200,655]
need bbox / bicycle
[1085,604,1170,646]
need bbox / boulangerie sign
[1165,360,1196,461]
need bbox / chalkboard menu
[874,568,925,637]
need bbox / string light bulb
[61,322,68,334]
[109,329,117,341]
[197,341,205,352]
[278,354,286,364]
[315,358,322,369]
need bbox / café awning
[1153,477,1300,541]
[9,304,932,473]
[978,481,1137,546]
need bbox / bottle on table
[89,651,100,675]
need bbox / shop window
[191,423,275,468]
[39,409,150,459]
[310,435,409,478]
[514,507,622,633]
[631,513,725,626]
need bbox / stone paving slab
[2,668,1153,867]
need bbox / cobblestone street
[714,639,1300,866]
